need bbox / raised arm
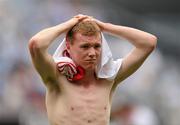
[94,19,157,86]
[28,15,88,90]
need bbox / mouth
[85,59,96,62]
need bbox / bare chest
[61,78,114,104]
[46,78,114,125]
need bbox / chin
[80,62,97,70]
[84,65,96,71]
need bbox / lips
[85,59,96,62]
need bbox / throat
[85,69,97,78]
[83,71,97,82]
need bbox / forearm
[31,25,65,49]
[103,23,157,49]
[29,20,76,51]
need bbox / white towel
[53,33,123,81]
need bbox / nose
[88,47,96,58]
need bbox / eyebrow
[80,43,90,47]
[94,43,101,46]
[80,43,101,47]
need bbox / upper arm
[114,46,155,86]
[28,40,59,89]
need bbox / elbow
[28,37,42,57]
[29,37,39,50]
[146,35,158,51]
[151,35,157,47]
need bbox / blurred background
[0,0,180,125]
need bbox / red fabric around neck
[58,49,85,82]
[71,66,85,81]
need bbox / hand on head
[73,14,89,21]
[73,14,105,31]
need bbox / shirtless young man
[28,14,157,125]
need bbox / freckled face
[68,33,102,71]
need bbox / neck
[82,69,97,82]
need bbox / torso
[45,75,115,125]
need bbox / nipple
[87,120,92,123]
[71,107,74,111]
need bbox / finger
[73,14,94,23]
[82,17,95,22]
[74,14,87,18]
[78,16,90,21]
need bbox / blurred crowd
[0,0,180,125]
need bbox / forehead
[73,33,102,44]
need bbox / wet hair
[66,21,101,44]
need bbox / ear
[66,41,70,50]
[65,35,70,50]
